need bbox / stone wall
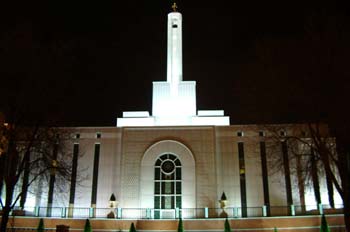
[2,215,345,231]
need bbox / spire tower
[167,2,183,97]
[116,3,230,127]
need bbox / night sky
[0,1,349,128]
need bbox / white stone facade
[21,123,341,219]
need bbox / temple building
[14,4,342,219]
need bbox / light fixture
[219,192,228,218]
[109,193,117,208]
[107,193,118,218]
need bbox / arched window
[154,153,181,218]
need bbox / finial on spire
[172,2,178,12]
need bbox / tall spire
[167,1,182,91]
[116,2,230,127]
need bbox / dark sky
[0,1,349,127]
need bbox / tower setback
[117,5,229,127]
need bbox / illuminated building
[15,4,341,219]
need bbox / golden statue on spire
[172,2,178,12]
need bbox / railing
[1,204,344,220]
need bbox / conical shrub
[37,218,44,232]
[177,218,184,232]
[84,219,92,232]
[320,214,330,232]
[224,218,231,232]
[129,222,137,232]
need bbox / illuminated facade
[14,6,342,219]
[22,125,341,219]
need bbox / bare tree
[0,111,74,232]
[0,11,89,231]
[262,123,349,230]
[252,4,350,230]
